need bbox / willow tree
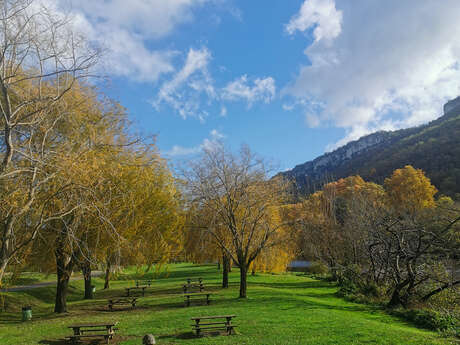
[0,0,100,283]
[184,145,291,298]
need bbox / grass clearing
[0,264,457,345]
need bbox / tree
[184,145,291,298]
[384,165,438,212]
[0,0,99,283]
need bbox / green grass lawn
[0,263,457,345]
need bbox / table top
[68,323,117,328]
[191,315,235,320]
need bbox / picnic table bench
[187,278,203,284]
[135,280,153,287]
[108,297,137,311]
[66,322,117,344]
[191,315,236,336]
[183,281,204,293]
[125,286,147,297]
[183,292,213,307]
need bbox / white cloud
[222,75,276,106]
[286,0,342,42]
[166,129,225,157]
[56,0,211,81]
[286,0,460,147]
[153,47,214,120]
[153,51,276,119]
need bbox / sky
[54,0,460,172]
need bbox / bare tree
[184,145,290,298]
[0,0,100,282]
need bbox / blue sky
[56,0,460,172]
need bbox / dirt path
[0,271,103,292]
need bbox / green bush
[392,308,459,335]
[305,262,329,275]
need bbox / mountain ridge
[280,98,460,199]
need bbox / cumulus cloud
[222,75,276,106]
[286,0,460,148]
[166,129,225,156]
[153,47,214,120]
[56,0,211,81]
[153,51,276,119]
[286,0,342,42]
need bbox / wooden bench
[191,315,236,336]
[183,292,212,307]
[135,280,153,287]
[183,282,204,293]
[125,286,147,297]
[66,322,117,344]
[108,297,137,311]
[187,278,203,284]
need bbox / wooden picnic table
[67,322,117,344]
[108,297,138,311]
[187,277,203,284]
[190,315,236,336]
[183,282,204,293]
[183,292,212,307]
[135,279,153,287]
[125,286,147,297]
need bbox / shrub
[391,308,459,335]
[305,262,329,275]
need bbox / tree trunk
[53,219,76,313]
[0,257,9,285]
[222,254,229,288]
[388,281,409,308]
[82,262,93,299]
[239,265,248,298]
[0,218,14,284]
[104,260,111,289]
[54,248,74,313]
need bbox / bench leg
[227,326,234,335]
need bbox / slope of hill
[281,97,460,199]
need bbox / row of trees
[0,0,183,313]
[293,166,460,308]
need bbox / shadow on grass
[38,335,130,345]
[114,264,216,282]
[254,280,335,290]
[19,285,83,304]
[158,330,234,341]
[38,340,67,345]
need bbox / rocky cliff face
[282,131,392,187]
[280,96,460,197]
[444,96,460,114]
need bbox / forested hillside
[281,99,460,199]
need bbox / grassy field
[0,263,457,345]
